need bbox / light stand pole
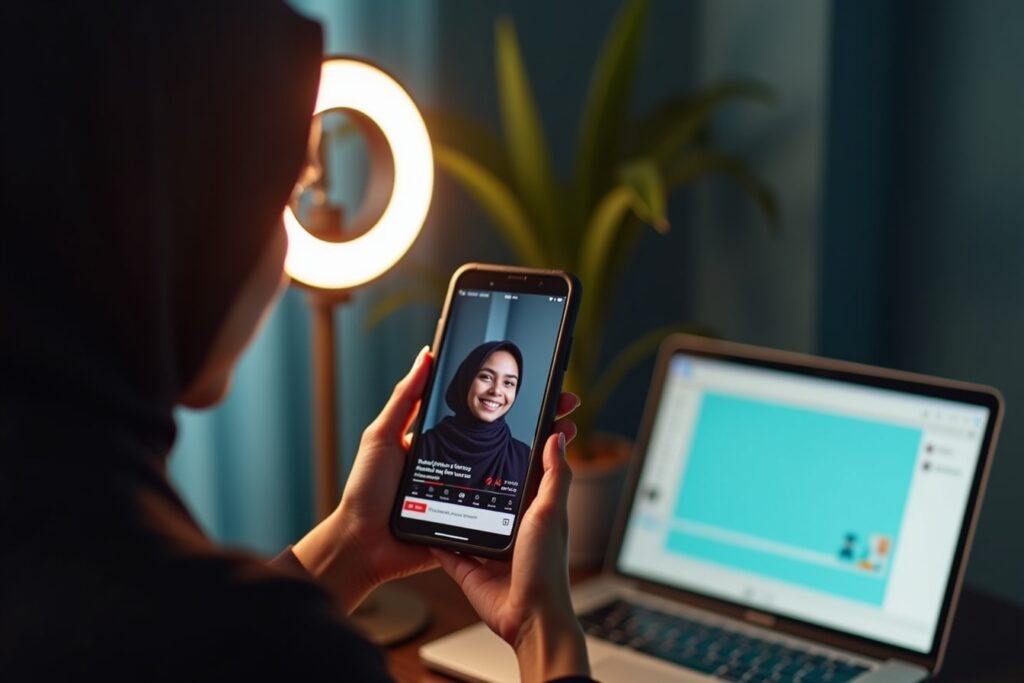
[306,286,429,645]
[309,290,347,521]
[283,56,434,644]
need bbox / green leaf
[576,184,634,378]
[575,165,665,381]
[423,110,512,186]
[668,150,780,231]
[590,215,649,372]
[578,187,632,298]
[588,323,713,420]
[619,158,668,232]
[362,285,442,331]
[361,264,451,331]
[495,18,562,250]
[571,0,650,229]
[633,80,775,165]
[403,263,455,294]
[579,161,668,295]
[434,144,549,266]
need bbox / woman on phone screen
[418,341,532,490]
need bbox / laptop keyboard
[578,599,870,682]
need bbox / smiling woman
[418,341,531,490]
[468,350,520,421]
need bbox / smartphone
[390,263,581,559]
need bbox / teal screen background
[667,392,922,605]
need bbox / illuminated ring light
[284,58,433,291]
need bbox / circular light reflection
[284,58,433,291]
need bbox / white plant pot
[566,433,632,569]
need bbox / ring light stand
[284,57,433,645]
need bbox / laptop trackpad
[592,657,710,682]
[588,640,711,682]
[419,621,712,683]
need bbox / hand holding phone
[391,263,581,558]
[292,347,439,613]
[431,428,591,680]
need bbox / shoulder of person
[2,470,390,682]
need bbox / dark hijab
[1,2,317,446]
[1,3,388,680]
[419,341,532,489]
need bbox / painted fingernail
[558,431,566,452]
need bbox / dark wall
[820,0,1024,605]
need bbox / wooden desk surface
[385,569,1024,682]
[385,569,481,683]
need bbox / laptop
[420,334,1003,682]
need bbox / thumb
[370,346,432,439]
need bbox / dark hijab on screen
[419,341,532,489]
[0,3,390,680]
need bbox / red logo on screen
[404,500,427,513]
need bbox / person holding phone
[0,3,590,682]
[418,340,532,490]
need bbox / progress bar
[413,478,515,497]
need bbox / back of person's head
[0,2,321,450]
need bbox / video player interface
[398,288,566,543]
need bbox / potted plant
[370,0,778,566]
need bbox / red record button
[404,500,427,513]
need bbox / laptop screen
[617,353,992,654]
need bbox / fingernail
[558,431,566,452]
[413,345,429,368]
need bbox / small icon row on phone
[417,485,500,506]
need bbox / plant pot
[566,432,632,569]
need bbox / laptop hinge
[743,609,776,628]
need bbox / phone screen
[395,271,573,552]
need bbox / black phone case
[389,262,581,559]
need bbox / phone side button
[563,336,574,370]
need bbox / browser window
[619,355,990,653]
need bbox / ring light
[283,57,433,291]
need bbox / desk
[385,569,1023,682]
